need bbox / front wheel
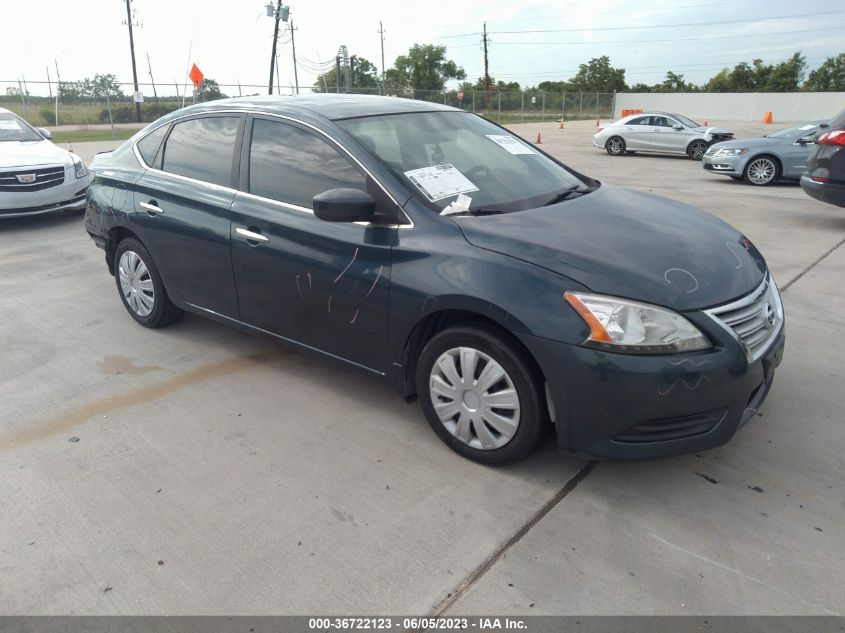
[114,238,183,328]
[605,136,626,156]
[687,139,709,160]
[743,156,779,186]
[416,326,549,465]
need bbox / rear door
[622,116,651,150]
[133,114,243,318]
[229,115,397,372]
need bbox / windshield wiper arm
[443,208,505,217]
[543,184,589,206]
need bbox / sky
[0,0,842,97]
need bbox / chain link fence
[1,80,617,128]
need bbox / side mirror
[796,137,812,145]
[313,188,376,223]
[672,124,683,130]
[37,128,52,140]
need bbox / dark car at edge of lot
[83,95,785,465]
[801,107,845,207]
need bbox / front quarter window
[336,111,590,214]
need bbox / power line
[447,25,844,49]
[436,10,844,39]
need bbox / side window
[161,117,240,187]
[248,118,366,209]
[653,117,671,127]
[628,117,649,126]
[136,124,168,167]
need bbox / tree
[703,52,806,92]
[764,52,806,91]
[196,78,227,102]
[653,71,698,93]
[803,54,845,91]
[87,74,124,100]
[627,82,652,93]
[568,56,626,93]
[386,44,466,91]
[314,56,380,92]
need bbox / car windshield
[767,123,820,139]
[336,111,590,214]
[0,112,43,142]
[672,113,701,128]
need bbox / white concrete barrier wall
[614,92,845,122]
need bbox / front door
[230,116,397,372]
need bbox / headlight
[714,148,747,157]
[71,153,87,179]
[565,292,712,354]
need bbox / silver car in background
[703,121,825,186]
[0,107,92,219]
[593,112,734,160]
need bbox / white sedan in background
[0,107,92,219]
[593,111,734,160]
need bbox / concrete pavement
[1,119,843,615]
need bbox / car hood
[454,183,766,312]
[692,126,732,135]
[709,137,785,151]
[0,140,72,169]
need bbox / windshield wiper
[543,184,590,206]
[443,208,505,217]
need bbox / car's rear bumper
[801,175,845,208]
[519,323,785,461]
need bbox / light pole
[266,1,290,95]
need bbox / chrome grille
[705,274,783,362]
[0,165,65,192]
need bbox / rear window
[161,116,240,187]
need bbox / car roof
[166,94,459,124]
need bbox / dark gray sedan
[703,121,826,185]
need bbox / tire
[605,136,626,156]
[730,176,743,181]
[625,150,637,155]
[687,139,709,160]
[416,325,549,466]
[113,237,183,328]
[743,156,779,186]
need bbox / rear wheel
[743,156,779,186]
[605,136,626,156]
[114,238,183,328]
[687,139,709,160]
[416,325,549,466]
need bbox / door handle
[139,200,164,215]
[235,227,270,244]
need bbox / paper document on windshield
[0,120,22,130]
[441,193,473,216]
[404,164,479,202]
[485,134,537,155]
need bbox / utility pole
[45,66,53,100]
[290,20,299,94]
[378,21,386,95]
[335,56,341,93]
[123,0,142,123]
[482,22,491,109]
[268,0,281,94]
[146,52,159,103]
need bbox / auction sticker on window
[404,164,479,202]
[485,134,537,155]
[0,120,22,130]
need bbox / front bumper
[0,166,92,218]
[801,175,845,208]
[519,320,785,461]
[702,152,747,176]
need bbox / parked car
[594,112,734,160]
[84,95,784,465]
[702,121,826,186]
[0,107,92,218]
[801,107,845,207]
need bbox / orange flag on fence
[189,64,204,89]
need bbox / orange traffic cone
[536,133,542,144]
[763,111,773,124]
[703,119,709,126]
[559,119,565,129]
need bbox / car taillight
[818,130,845,146]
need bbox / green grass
[50,128,137,144]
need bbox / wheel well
[105,226,141,275]
[401,309,546,400]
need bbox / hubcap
[118,251,155,317]
[608,138,623,154]
[747,158,775,184]
[429,347,521,451]
[690,141,707,159]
